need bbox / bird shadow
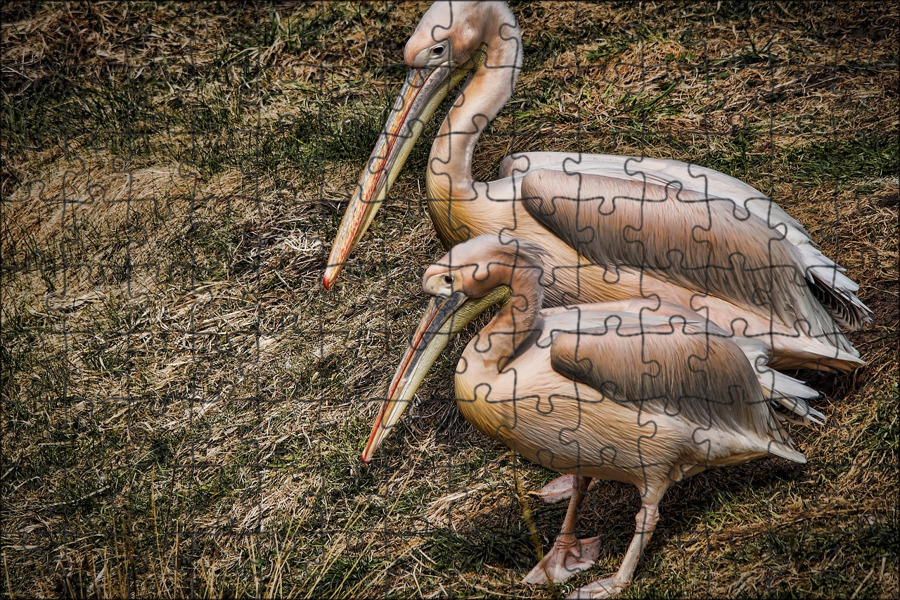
[424,452,809,593]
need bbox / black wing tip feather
[808,275,873,332]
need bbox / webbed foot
[522,536,601,584]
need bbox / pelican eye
[431,45,445,56]
[443,274,454,285]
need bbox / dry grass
[1,1,897,598]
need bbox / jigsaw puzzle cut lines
[1,1,895,598]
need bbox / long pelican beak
[361,285,508,463]
[323,46,487,290]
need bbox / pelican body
[324,1,870,371]
[364,235,814,598]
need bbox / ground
[1,1,897,598]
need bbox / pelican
[323,0,870,371]
[362,235,816,598]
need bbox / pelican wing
[548,320,801,457]
[540,303,823,424]
[520,168,869,350]
[504,151,811,241]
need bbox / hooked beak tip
[323,264,341,290]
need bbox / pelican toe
[523,536,601,584]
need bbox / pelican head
[323,1,518,289]
[362,235,544,462]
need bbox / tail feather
[799,245,873,332]
[767,440,807,464]
[808,266,873,331]
[734,339,825,426]
[759,367,825,426]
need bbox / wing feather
[521,168,866,351]
[549,320,793,449]
[507,154,871,331]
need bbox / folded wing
[520,167,869,355]
[548,319,805,462]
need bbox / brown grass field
[1,1,897,597]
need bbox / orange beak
[361,282,509,463]
[361,292,468,463]
[323,46,487,290]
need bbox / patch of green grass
[618,79,684,118]
[315,412,381,487]
[782,131,899,186]
[4,230,59,296]
[1,74,85,158]
[304,554,385,598]
[700,124,769,182]
[722,523,898,597]
[426,525,534,574]
[521,32,570,71]
[180,93,390,183]
[865,395,899,453]
[161,215,254,285]
[247,3,364,57]
[77,77,162,157]
[2,71,169,174]
[171,104,245,177]
[624,567,687,600]
[0,309,35,390]
[585,37,631,63]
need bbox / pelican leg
[538,474,597,503]
[567,503,660,599]
[523,476,600,584]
